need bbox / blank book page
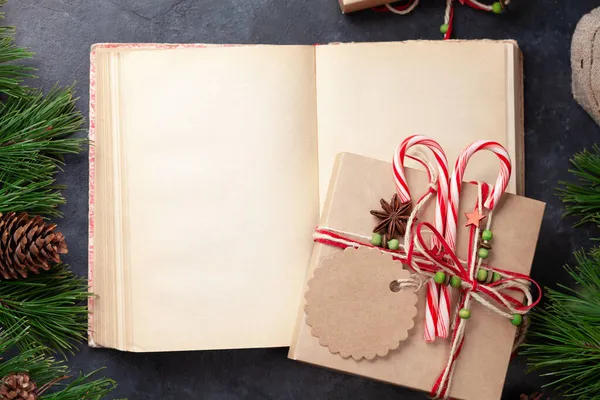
[118,45,319,351]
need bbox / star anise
[370,194,412,239]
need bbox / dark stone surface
[3,0,600,398]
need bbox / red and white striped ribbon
[393,135,451,341]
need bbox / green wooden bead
[478,248,489,259]
[492,2,503,13]
[459,309,471,319]
[434,271,446,285]
[450,276,462,288]
[492,272,502,282]
[388,239,400,250]
[482,229,493,241]
[477,269,488,282]
[511,314,523,326]
[371,233,382,246]
[440,24,449,34]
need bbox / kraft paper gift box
[338,0,390,13]
[288,152,545,400]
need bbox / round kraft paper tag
[304,246,418,361]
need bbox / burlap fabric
[572,7,600,126]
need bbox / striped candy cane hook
[393,135,449,244]
[393,135,451,341]
[445,140,511,250]
[432,141,512,398]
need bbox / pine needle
[0,3,118,399]
[0,265,89,355]
[0,323,116,399]
[0,87,85,217]
[0,1,90,355]
[557,145,600,226]
[524,248,600,399]
[0,0,35,98]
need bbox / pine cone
[0,212,67,279]
[0,372,37,400]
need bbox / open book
[89,40,524,352]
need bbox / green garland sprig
[557,145,600,227]
[0,1,117,397]
[0,323,115,399]
[524,145,600,399]
[0,0,35,98]
[0,265,89,355]
[0,2,91,355]
[0,87,85,217]
[524,248,600,399]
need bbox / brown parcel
[338,0,390,13]
[288,153,545,400]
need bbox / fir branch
[0,4,116,399]
[0,87,84,161]
[0,324,116,399]
[0,178,65,217]
[0,87,84,216]
[524,248,600,399]
[41,371,116,400]
[557,145,600,226]
[0,265,89,355]
[0,0,35,98]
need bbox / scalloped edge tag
[304,247,418,361]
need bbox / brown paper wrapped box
[338,0,390,13]
[288,153,545,400]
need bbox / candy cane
[424,280,439,343]
[438,140,510,341]
[433,141,512,398]
[394,135,449,238]
[436,279,451,338]
[437,141,509,340]
[445,140,511,251]
[393,135,450,341]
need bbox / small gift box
[339,0,389,13]
[288,145,544,400]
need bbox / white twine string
[385,0,420,15]
[384,0,512,19]
[444,0,453,24]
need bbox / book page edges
[513,43,526,195]
[88,48,133,351]
[503,40,525,195]
[88,45,98,347]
